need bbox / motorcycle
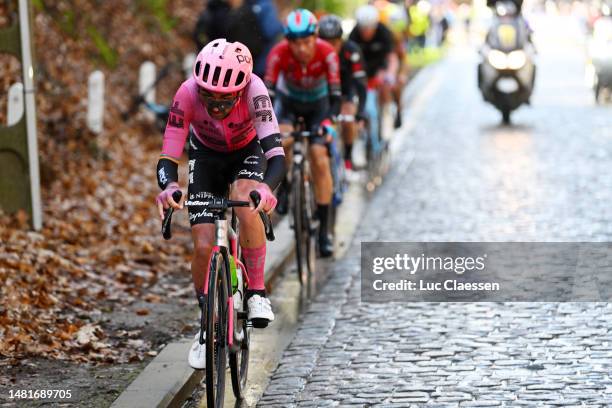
[587,14,612,103]
[478,3,536,124]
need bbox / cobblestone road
[257,19,612,408]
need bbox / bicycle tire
[302,172,317,296]
[292,166,308,286]
[229,266,251,399]
[206,251,228,408]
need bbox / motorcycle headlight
[507,50,527,70]
[488,50,508,70]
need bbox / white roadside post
[7,82,24,127]
[139,61,156,120]
[183,53,196,79]
[18,0,42,230]
[87,70,105,134]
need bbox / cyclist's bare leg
[230,178,267,291]
[280,123,294,171]
[309,144,333,205]
[379,82,394,106]
[309,143,334,255]
[280,123,294,152]
[230,179,265,249]
[191,224,216,295]
[340,101,357,165]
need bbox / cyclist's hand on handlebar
[318,119,336,143]
[251,184,277,215]
[156,183,183,220]
[356,112,368,128]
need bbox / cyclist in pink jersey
[155,39,286,370]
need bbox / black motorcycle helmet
[318,14,343,40]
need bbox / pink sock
[242,245,266,290]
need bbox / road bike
[162,190,274,406]
[284,117,318,292]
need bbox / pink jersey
[161,74,282,159]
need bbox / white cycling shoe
[247,295,275,326]
[188,330,206,370]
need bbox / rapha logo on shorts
[243,155,259,165]
[189,210,214,222]
[238,169,263,180]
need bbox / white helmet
[356,5,380,29]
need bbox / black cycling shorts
[187,135,266,225]
[277,95,329,145]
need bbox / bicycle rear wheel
[229,271,251,399]
[206,251,228,408]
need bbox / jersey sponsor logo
[168,101,185,129]
[325,53,339,75]
[253,95,272,109]
[255,110,273,122]
[228,119,250,130]
[238,169,264,180]
[243,155,259,165]
[190,191,214,199]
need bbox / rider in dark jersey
[349,5,399,118]
[319,14,367,170]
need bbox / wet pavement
[256,19,612,408]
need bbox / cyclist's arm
[385,52,399,79]
[325,50,342,119]
[348,44,368,117]
[248,76,286,191]
[156,83,193,190]
[381,26,399,80]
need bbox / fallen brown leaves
[0,0,201,365]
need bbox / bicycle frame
[365,88,384,154]
[201,214,249,349]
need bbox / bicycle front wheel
[229,270,251,399]
[206,251,228,408]
[292,166,308,286]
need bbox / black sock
[344,144,353,161]
[317,204,329,236]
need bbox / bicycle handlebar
[250,191,275,242]
[162,190,182,240]
[161,190,275,242]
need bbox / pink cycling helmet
[193,39,253,93]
